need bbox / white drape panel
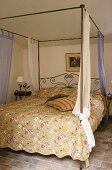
[72,11,95,152]
[28,38,39,91]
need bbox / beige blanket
[0,87,104,161]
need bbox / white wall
[40,45,80,77]
[23,43,98,79]
[40,43,99,78]
[23,42,112,93]
[23,44,81,90]
[41,43,112,93]
[6,41,24,103]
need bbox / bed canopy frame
[0,4,104,113]
[0,4,105,169]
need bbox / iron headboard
[40,73,100,91]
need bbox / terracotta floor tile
[101,161,112,169]
[0,164,12,170]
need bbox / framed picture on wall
[65,53,80,72]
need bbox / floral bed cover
[0,87,104,161]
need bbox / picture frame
[65,53,80,72]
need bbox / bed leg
[80,161,83,170]
[101,115,108,125]
[79,159,89,169]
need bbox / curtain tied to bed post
[72,11,95,152]
[98,31,107,96]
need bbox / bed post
[80,4,85,170]
[38,40,40,90]
[80,4,85,117]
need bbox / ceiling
[0,0,112,47]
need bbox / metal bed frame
[0,4,103,113]
[40,72,100,91]
[0,4,104,169]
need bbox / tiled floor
[0,117,112,170]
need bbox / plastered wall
[23,43,112,93]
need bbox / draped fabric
[0,31,13,104]
[72,11,95,152]
[28,38,39,91]
[98,31,107,96]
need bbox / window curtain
[0,30,14,104]
[28,38,39,92]
[72,11,95,152]
[98,31,107,96]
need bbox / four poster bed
[0,4,107,169]
[0,74,105,168]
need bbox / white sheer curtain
[28,38,39,92]
[72,11,95,152]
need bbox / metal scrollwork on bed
[40,73,100,91]
[40,73,79,88]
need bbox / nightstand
[14,90,32,100]
[107,94,112,116]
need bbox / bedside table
[14,90,32,100]
[107,94,112,116]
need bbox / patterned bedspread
[0,87,104,161]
